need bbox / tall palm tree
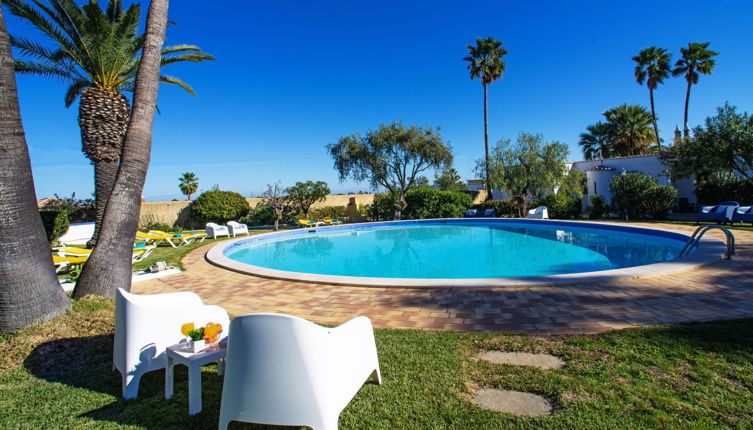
[74,0,169,298]
[632,47,672,152]
[463,37,508,199]
[179,172,199,200]
[578,122,612,160]
[0,6,69,332]
[602,104,656,156]
[6,0,214,245]
[672,42,719,138]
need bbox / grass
[1,297,752,429]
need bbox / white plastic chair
[527,206,549,219]
[218,313,382,430]
[226,221,249,237]
[206,222,230,239]
[57,222,95,246]
[114,288,229,399]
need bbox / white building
[567,154,696,210]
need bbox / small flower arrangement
[181,322,223,352]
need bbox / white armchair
[206,222,230,239]
[227,221,249,237]
[114,288,229,399]
[527,206,549,219]
[219,313,382,430]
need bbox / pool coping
[205,219,728,288]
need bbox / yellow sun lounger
[52,255,88,273]
[298,219,324,228]
[57,245,156,262]
[323,217,342,225]
[135,231,187,248]
[149,230,207,244]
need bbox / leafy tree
[6,0,214,245]
[403,187,473,219]
[672,104,753,181]
[285,181,330,217]
[0,6,70,332]
[74,0,169,298]
[610,172,677,220]
[191,190,249,224]
[672,42,719,137]
[327,121,453,220]
[480,132,577,214]
[602,104,656,156]
[578,122,612,160]
[179,172,199,200]
[463,36,508,199]
[434,167,466,192]
[632,47,672,152]
[262,182,296,231]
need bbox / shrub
[367,193,397,221]
[610,172,677,220]
[240,202,279,226]
[644,186,678,219]
[39,209,69,242]
[307,206,347,220]
[403,187,473,219]
[695,171,753,206]
[139,221,182,233]
[40,193,94,223]
[472,200,517,216]
[588,195,610,219]
[190,190,250,224]
[538,193,582,219]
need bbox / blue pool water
[223,220,689,279]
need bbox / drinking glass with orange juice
[181,322,195,350]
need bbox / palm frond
[159,75,196,96]
[63,79,91,107]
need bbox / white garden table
[165,343,226,415]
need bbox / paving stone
[479,351,565,369]
[474,389,552,417]
[131,223,753,335]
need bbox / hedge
[191,190,250,224]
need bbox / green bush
[538,193,582,219]
[190,190,250,224]
[307,206,347,220]
[471,200,517,216]
[403,187,473,219]
[239,202,277,226]
[367,193,397,221]
[610,172,677,220]
[139,222,182,233]
[644,186,678,219]
[588,195,610,219]
[39,209,70,242]
[695,171,753,206]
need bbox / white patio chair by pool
[227,221,249,237]
[527,206,549,219]
[218,313,382,430]
[114,288,229,399]
[57,222,95,246]
[206,222,230,239]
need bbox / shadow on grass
[22,335,299,429]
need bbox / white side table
[165,343,227,415]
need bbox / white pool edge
[205,219,728,288]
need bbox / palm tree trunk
[0,8,69,332]
[74,0,169,298]
[683,80,692,138]
[88,159,118,246]
[649,88,662,152]
[483,83,491,201]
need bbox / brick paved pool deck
[131,222,753,335]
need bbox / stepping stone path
[478,351,565,370]
[474,389,552,417]
[473,351,564,416]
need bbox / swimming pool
[207,219,725,287]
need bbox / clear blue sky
[9,0,753,201]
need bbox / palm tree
[74,0,169,299]
[6,0,214,245]
[602,104,656,156]
[179,172,199,200]
[578,122,612,160]
[0,7,70,332]
[672,42,719,138]
[463,37,508,199]
[632,47,672,152]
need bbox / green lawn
[1,297,752,429]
